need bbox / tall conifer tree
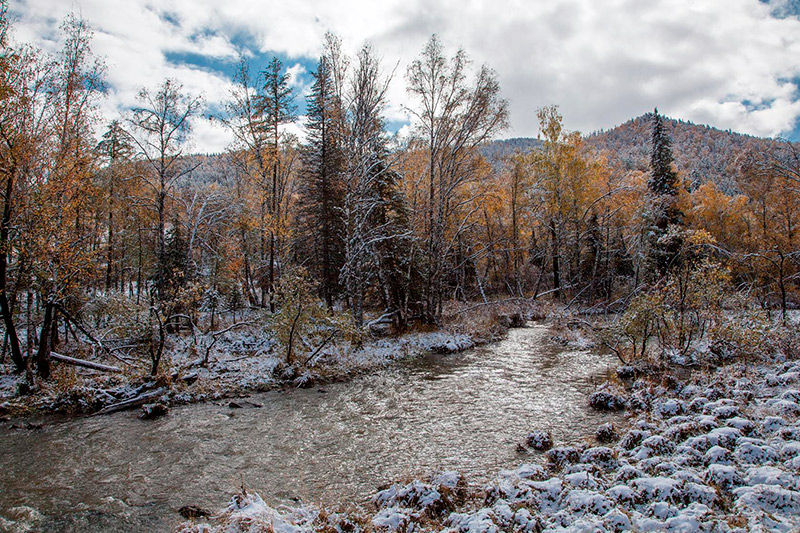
[649,108,679,196]
[646,108,683,278]
[259,58,296,311]
[299,57,345,308]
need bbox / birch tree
[339,44,398,327]
[127,79,202,301]
[406,35,508,323]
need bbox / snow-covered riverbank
[0,300,540,418]
[0,319,614,532]
[0,327,478,418]
[176,352,800,532]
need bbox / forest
[2,2,800,532]
[0,7,797,385]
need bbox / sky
[8,0,800,153]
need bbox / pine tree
[298,57,345,309]
[155,222,189,303]
[258,57,296,312]
[645,108,683,278]
[649,108,679,196]
[97,120,132,291]
[369,153,415,330]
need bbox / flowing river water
[0,324,623,531]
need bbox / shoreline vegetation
[5,298,796,532]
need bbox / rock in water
[509,312,525,327]
[526,430,554,450]
[589,389,627,411]
[228,400,262,409]
[497,312,525,328]
[596,422,618,443]
[178,505,211,519]
[139,402,169,419]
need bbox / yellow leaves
[686,228,716,248]
[536,105,564,145]
[687,182,742,247]
[523,108,622,232]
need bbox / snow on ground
[173,328,476,398]
[177,353,800,532]
[0,364,21,401]
[321,332,475,371]
[0,325,478,416]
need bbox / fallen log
[50,352,122,373]
[93,388,167,416]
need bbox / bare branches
[406,35,509,323]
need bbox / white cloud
[282,117,309,145]
[285,62,312,101]
[396,124,412,140]
[9,0,800,152]
[189,117,234,155]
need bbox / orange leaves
[687,182,749,249]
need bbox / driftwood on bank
[93,387,167,416]
[50,352,122,373]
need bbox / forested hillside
[586,114,783,193]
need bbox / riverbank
[175,338,800,531]
[0,300,545,420]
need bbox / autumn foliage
[0,6,798,381]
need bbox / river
[0,323,623,531]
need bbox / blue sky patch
[165,48,319,116]
[761,0,800,19]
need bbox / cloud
[9,0,800,152]
[189,117,234,155]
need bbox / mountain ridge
[584,113,784,192]
[486,114,784,193]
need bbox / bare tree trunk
[269,126,279,313]
[0,172,24,373]
[149,307,165,376]
[106,179,114,291]
[36,302,55,380]
[549,218,561,300]
[50,352,121,373]
[286,302,302,365]
[425,130,436,324]
[511,172,521,296]
[778,251,787,325]
[136,230,143,304]
[259,199,267,307]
